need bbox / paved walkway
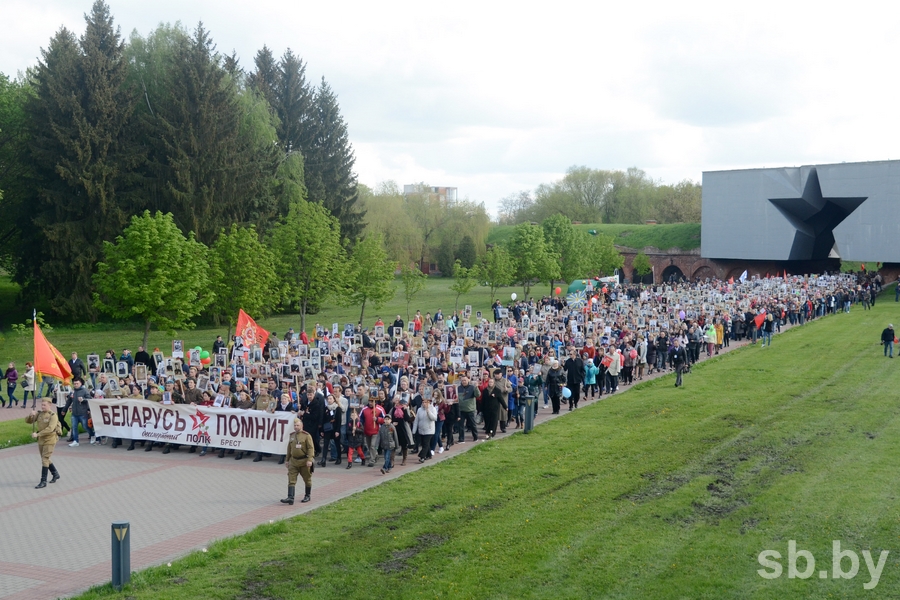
[1,336,766,599]
[0,404,38,423]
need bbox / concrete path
[0,403,37,423]
[0,336,763,599]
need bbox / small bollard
[111,521,131,591]
[524,395,535,433]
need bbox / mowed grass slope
[75,298,900,599]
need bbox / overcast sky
[3,1,900,216]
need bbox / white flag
[739,270,748,283]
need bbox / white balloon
[511,292,517,301]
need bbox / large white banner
[88,398,293,455]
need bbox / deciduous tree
[208,223,278,337]
[587,233,625,278]
[339,234,396,325]
[542,215,590,290]
[93,211,212,349]
[449,260,478,315]
[479,245,514,303]
[633,252,652,283]
[269,198,344,333]
[507,223,558,296]
[400,265,427,322]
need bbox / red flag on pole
[754,310,766,330]
[236,309,269,347]
[34,320,72,384]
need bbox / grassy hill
[75,293,900,599]
[488,222,701,251]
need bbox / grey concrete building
[701,160,900,262]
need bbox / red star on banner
[190,410,210,431]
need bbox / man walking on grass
[669,338,687,387]
[882,324,895,358]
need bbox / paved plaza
[0,339,755,599]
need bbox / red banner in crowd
[88,398,292,454]
[236,309,269,347]
[34,321,72,383]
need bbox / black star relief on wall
[768,168,867,260]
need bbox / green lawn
[0,416,35,450]
[72,296,900,599]
[488,223,702,251]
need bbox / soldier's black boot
[280,486,295,505]
[277,455,285,465]
[144,442,154,452]
[253,453,263,462]
[234,452,244,460]
[35,467,48,489]
[301,486,311,503]
[188,446,196,454]
[111,438,120,448]
[162,445,170,454]
[126,440,135,451]
[217,448,226,458]
[48,464,60,484]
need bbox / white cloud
[4,0,900,216]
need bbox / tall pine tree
[0,74,36,273]
[138,23,278,244]
[248,45,278,112]
[250,51,363,242]
[23,0,140,318]
[307,78,364,241]
[275,50,316,156]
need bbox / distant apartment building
[403,184,458,203]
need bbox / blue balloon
[562,387,572,399]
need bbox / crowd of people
[20,270,888,494]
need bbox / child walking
[346,408,366,469]
[377,414,400,475]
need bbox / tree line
[414,215,625,309]
[359,182,491,274]
[499,166,701,226]
[94,208,396,349]
[0,1,363,320]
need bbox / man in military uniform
[26,398,61,489]
[251,384,275,462]
[281,418,315,505]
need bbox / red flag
[783,270,787,279]
[753,310,766,329]
[728,276,734,285]
[34,321,72,383]
[236,309,269,347]
[860,263,866,271]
